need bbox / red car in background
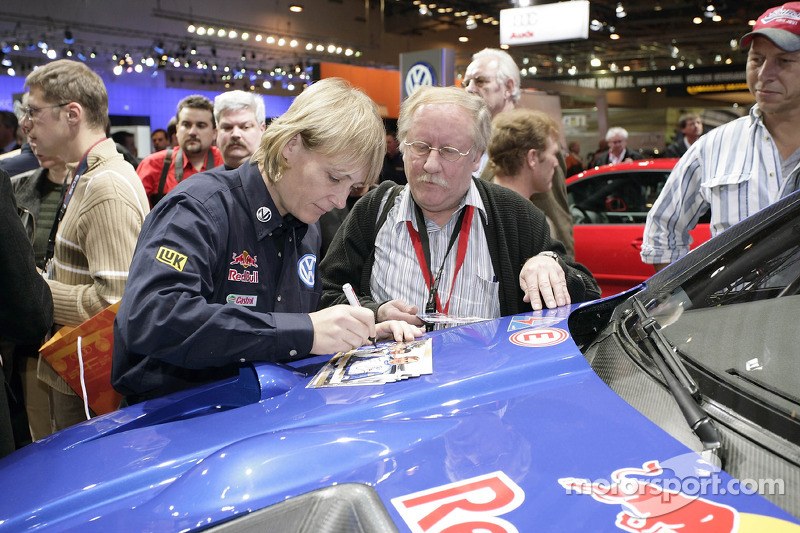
[566,159,711,297]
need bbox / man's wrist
[537,251,560,262]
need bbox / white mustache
[416,173,449,189]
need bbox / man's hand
[309,305,376,354]
[519,255,571,310]
[377,299,424,326]
[376,321,426,342]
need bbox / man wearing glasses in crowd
[21,59,149,435]
[320,86,599,327]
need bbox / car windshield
[642,209,800,408]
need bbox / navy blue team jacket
[112,161,321,400]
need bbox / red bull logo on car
[393,471,525,533]
[559,460,739,532]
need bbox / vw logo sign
[405,62,436,97]
[256,207,272,223]
[297,253,317,288]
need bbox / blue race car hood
[1,307,797,532]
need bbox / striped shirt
[641,104,800,265]
[370,181,500,320]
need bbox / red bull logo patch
[230,250,258,268]
[228,269,259,284]
[392,471,524,533]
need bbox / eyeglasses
[19,103,69,122]
[462,76,494,89]
[403,141,472,163]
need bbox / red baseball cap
[741,2,800,51]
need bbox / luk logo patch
[226,294,258,306]
[298,253,316,288]
[156,246,188,271]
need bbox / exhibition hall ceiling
[0,0,780,87]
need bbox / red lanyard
[406,204,475,314]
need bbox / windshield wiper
[631,297,723,459]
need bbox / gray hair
[397,86,492,157]
[214,90,266,126]
[471,48,521,104]
[605,126,629,141]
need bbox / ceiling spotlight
[590,19,603,31]
[64,30,74,45]
[459,36,469,42]
[616,3,626,18]
[590,57,602,67]
[466,16,477,30]
[289,4,303,12]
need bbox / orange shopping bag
[39,302,122,416]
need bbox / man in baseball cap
[642,3,800,271]
[741,2,800,51]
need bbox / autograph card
[416,312,488,327]
[307,338,432,388]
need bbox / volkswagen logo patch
[256,207,272,223]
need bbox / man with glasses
[320,86,599,327]
[21,59,149,435]
[463,47,576,259]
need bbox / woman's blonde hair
[252,78,385,183]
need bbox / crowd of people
[1,1,798,455]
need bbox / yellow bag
[39,302,122,416]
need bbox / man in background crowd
[213,90,267,170]
[150,128,169,152]
[21,59,149,435]
[565,140,584,176]
[463,47,575,258]
[380,131,406,185]
[0,111,21,154]
[664,113,703,158]
[593,127,644,165]
[643,3,800,271]
[136,95,222,206]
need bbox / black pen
[342,283,378,347]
